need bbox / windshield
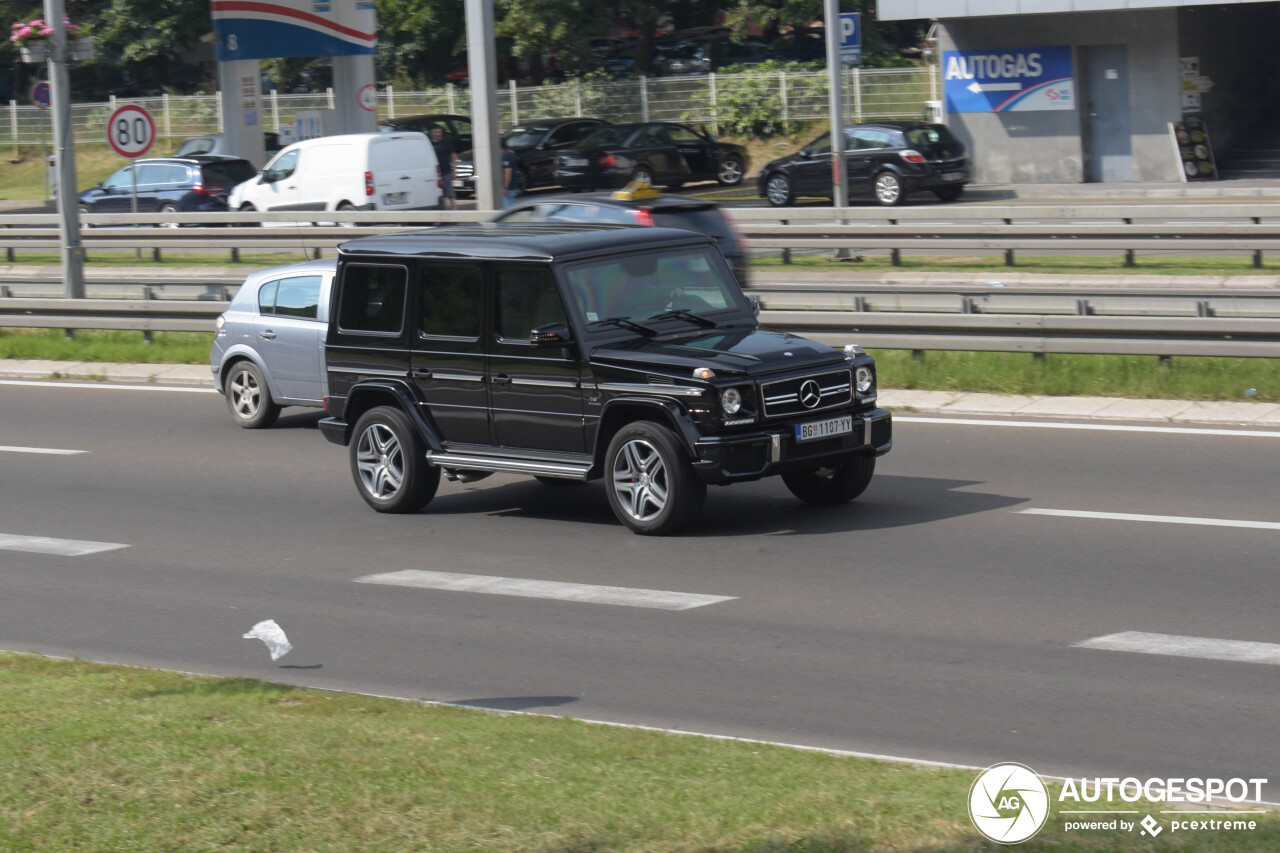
[503,125,551,148]
[562,247,742,328]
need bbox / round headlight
[720,387,742,415]
[855,366,873,394]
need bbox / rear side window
[338,265,407,335]
[202,160,257,185]
[905,125,959,147]
[274,275,323,319]
[419,263,482,339]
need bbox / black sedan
[457,116,610,197]
[756,121,969,207]
[489,186,750,284]
[554,122,748,191]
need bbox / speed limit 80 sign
[105,104,157,159]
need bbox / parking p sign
[839,13,861,65]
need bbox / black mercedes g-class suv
[319,224,891,535]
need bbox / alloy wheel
[228,368,262,419]
[611,438,668,522]
[355,423,405,500]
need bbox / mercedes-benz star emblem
[799,380,822,409]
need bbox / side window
[667,125,701,143]
[165,165,192,183]
[419,263,482,339]
[543,204,599,224]
[338,265,407,335]
[497,206,540,223]
[271,149,300,178]
[806,134,831,156]
[258,280,278,314]
[102,166,133,189]
[274,275,323,319]
[853,130,892,150]
[134,164,166,185]
[496,266,567,342]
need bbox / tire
[336,201,358,228]
[873,171,905,206]
[239,203,262,227]
[717,155,745,186]
[224,360,280,429]
[605,421,706,535]
[933,185,964,202]
[631,166,654,186]
[782,455,876,506]
[350,406,440,514]
[78,204,93,228]
[764,172,794,207]
[534,475,585,488]
[158,202,180,228]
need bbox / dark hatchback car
[453,116,609,197]
[555,122,748,190]
[319,224,890,535]
[490,185,750,283]
[757,122,969,207]
[78,157,259,216]
[378,113,473,153]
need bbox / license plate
[795,414,852,443]
[941,171,965,182]
[382,192,407,205]
[562,157,588,167]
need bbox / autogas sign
[943,45,1074,113]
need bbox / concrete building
[878,1,1280,183]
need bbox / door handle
[400,176,411,180]
[259,330,276,340]
[411,368,432,378]
[491,374,512,386]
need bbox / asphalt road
[2,382,1277,801]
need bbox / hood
[591,328,844,377]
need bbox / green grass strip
[1,330,1274,402]
[1,653,1274,852]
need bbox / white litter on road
[243,619,293,661]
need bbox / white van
[228,132,441,221]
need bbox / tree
[495,0,611,84]
[374,0,467,88]
[723,0,923,67]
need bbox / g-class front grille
[760,369,852,419]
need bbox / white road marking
[898,417,1280,439]
[1074,631,1280,666]
[0,533,129,556]
[0,445,86,455]
[1018,508,1280,531]
[0,380,216,393]
[354,569,735,611]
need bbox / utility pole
[824,0,849,212]
[44,0,85,298]
[465,0,502,211]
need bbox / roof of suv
[338,223,713,261]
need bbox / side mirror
[261,170,278,184]
[749,297,761,317]
[798,149,809,159]
[531,323,573,347]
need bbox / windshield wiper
[587,316,658,336]
[646,308,717,329]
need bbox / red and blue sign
[943,45,1074,113]
[30,81,51,109]
[211,0,376,60]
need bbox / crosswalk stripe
[0,533,129,556]
[1074,631,1280,666]
[354,569,735,611]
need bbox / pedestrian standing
[501,137,519,208]
[429,125,458,211]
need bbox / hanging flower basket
[68,34,93,61]
[19,42,47,63]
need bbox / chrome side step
[426,451,591,481]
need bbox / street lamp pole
[43,0,85,298]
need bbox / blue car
[78,156,258,218]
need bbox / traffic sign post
[31,82,52,201]
[30,81,51,109]
[104,104,158,221]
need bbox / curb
[4,360,1279,426]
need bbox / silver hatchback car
[211,258,335,428]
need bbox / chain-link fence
[2,66,938,148]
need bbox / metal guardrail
[3,204,1280,356]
